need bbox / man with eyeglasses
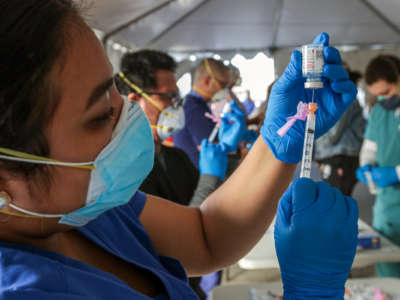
[115,50,245,299]
[174,58,232,166]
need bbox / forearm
[189,175,222,207]
[199,137,297,269]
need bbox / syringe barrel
[300,113,316,178]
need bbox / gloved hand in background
[371,166,400,188]
[199,139,228,180]
[356,164,372,185]
[261,32,357,163]
[242,129,258,144]
[275,178,358,299]
[218,101,246,153]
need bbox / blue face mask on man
[0,98,154,226]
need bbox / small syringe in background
[299,44,324,178]
[208,101,231,143]
[365,171,377,195]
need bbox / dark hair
[0,0,83,180]
[116,50,177,95]
[365,55,400,85]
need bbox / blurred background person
[315,64,365,196]
[357,54,400,277]
[174,58,231,166]
[115,50,246,299]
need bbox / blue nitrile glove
[371,166,400,188]
[218,101,246,153]
[199,139,228,180]
[275,178,358,299]
[242,129,258,143]
[261,32,357,163]
[356,164,372,185]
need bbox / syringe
[299,43,324,178]
[300,97,318,178]
[365,170,377,195]
[208,101,231,143]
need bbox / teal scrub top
[365,103,400,223]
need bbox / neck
[0,215,69,252]
[193,86,213,101]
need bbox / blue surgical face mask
[0,98,154,226]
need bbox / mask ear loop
[0,148,94,170]
[118,72,172,117]
[0,191,63,219]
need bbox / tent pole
[145,0,211,48]
[102,0,177,48]
[270,0,284,53]
[358,0,400,35]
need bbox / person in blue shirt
[0,1,359,299]
[174,58,231,166]
[242,90,256,116]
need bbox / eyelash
[93,107,115,125]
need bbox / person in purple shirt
[174,58,231,166]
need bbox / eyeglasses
[143,91,183,108]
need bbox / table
[238,219,400,270]
[211,278,400,300]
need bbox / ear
[128,92,140,102]
[204,75,212,86]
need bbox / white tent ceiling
[87,0,400,59]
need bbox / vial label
[302,45,324,75]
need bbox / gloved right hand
[371,166,400,188]
[261,32,357,163]
[199,139,228,180]
[356,164,372,185]
[275,178,358,299]
[242,129,258,143]
[218,101,246,153]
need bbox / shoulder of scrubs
[182,92,214,143]
[174,92,216,165]
[0,191,198,300]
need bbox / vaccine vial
[302,44,324,89]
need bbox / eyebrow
[85,77,114,110]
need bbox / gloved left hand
[199,139,228,180]
[261,32,357,163]
[371,166,400,188]
[356,164,372,185]
[275,178,358,299]
[218,101,246,152]
[242,129,258,143]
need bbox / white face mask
[211,89,229,103]
[117,72,185,141]
[154,103,185,141]
[0,99,155,226]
